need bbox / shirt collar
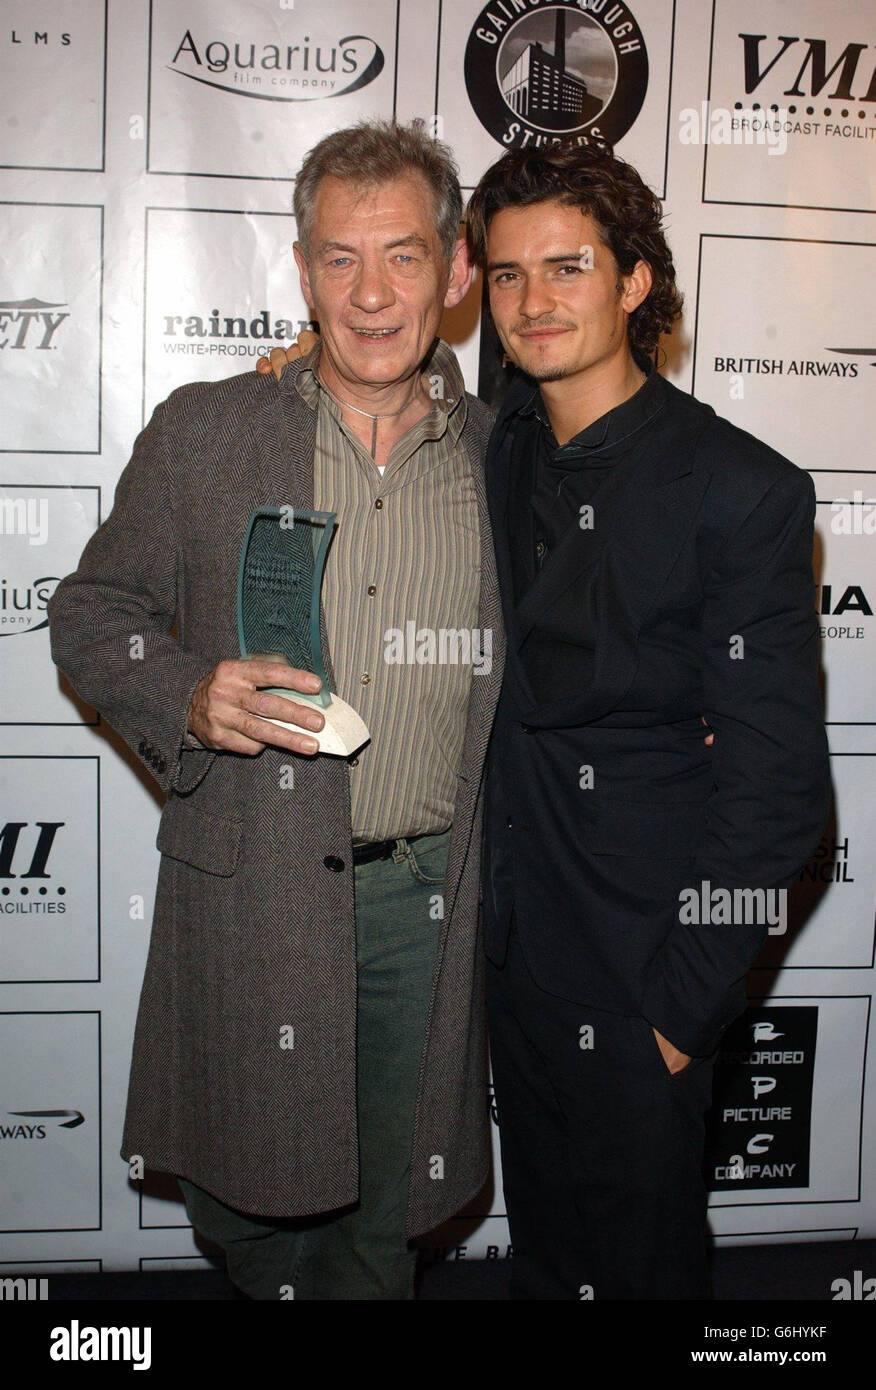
[294,336,467,444]
[517,347,665,459]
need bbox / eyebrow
[317,234,432,255]
[486,252,588,272]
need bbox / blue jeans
[178,827,451,1300]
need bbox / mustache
[511,320,576,334]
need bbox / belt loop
[391,837,409,864]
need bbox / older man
[48,119,504,1300]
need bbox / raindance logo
[161,307,314,359]
[168,26,384,102]
[465,1,648,150]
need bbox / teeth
[352,328,397,335]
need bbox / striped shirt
[295,339,481,842]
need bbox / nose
[517,272,556,323]
[350,258,395,314]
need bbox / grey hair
[293,117,462,263]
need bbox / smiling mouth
[349,326,402,338]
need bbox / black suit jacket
[482,365,831,1057]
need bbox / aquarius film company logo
[465,1,648,150]
[168,26,384,102]
[0,571,59,636]
[0,299,69,351]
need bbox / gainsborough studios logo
[168,25,384,102]
[465,1,648,149]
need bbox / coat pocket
[156,797,243,877]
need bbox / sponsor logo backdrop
[0,0,873,1272]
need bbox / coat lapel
[255,367,340,691]
[441,415,506,930]
[485,384,538,708]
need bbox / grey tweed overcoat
[47,355,505,1238]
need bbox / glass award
[236,505,370,757]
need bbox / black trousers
[486,920,717,1300]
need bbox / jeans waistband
[352,833,428,866]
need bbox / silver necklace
[317,373,423,459]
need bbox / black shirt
[509,348,664,603]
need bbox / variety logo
[167,26,384,101]
[0,299,69,351]
[465,1,648,149]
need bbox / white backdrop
[1,0,874,1277]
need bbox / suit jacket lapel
[485,382,538,707]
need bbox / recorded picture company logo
[167,27,384,101]
[465,1,648,150]
[0,299,69,351]
[160,307,316,358]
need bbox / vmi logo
[0,821,65,878]
[740,35,876,102]
[0,1277,48,1300]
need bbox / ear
[621,258,653,315]
[442,235,475,311]
[293,241,316,312]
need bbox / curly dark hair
[466,138,683,357]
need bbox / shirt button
[506,817,513,829]
[374,499,383,510]
[535,539,546,557]
[360,673,371,685]
[323,855,345,872]
[349,757,359,767]
[367,585,377,596]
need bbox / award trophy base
[255,688,370,758]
